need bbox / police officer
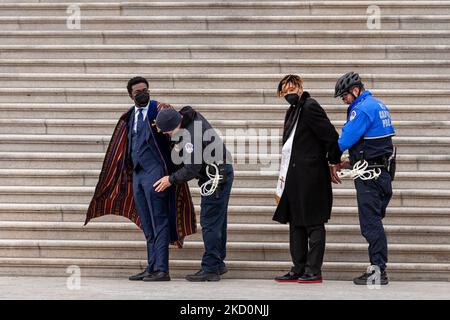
[332,72,396,285]
[154,106,233,282]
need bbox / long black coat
[273,92,342,226]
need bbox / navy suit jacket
[126,100,175,174]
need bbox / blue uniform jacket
[338,90,396,161]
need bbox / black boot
[186,270,220,282]
[129,270,155,281]
[353,268,389,285]
[143,271,171,282]
[219,266,228,275]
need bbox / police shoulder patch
[184,143,194,154]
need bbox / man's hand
[330,157,352,184]
[340,158,351,170]
[153,176,172,192]
[330,164,342,184]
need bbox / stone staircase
[0,0,449,281]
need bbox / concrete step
[0,169,99,187]
[0,134,448,154]
[0,152,104,170]
[1,221,448,245]
[2,44,450,60]
[1,73,448,90]
[0,2,449,17]
[0,15,448,31]
[1,88,450,106]
[0,203,449,226]
[0,186,449,207]
[3,59,450,74]
[0,118,448,137]
[6,0,423,2]
[12,0,445,1]
[217,120,450,137]
[146,170,450,190]
[0,152,448,173]
[0,239,448,265]
[1,31,450,45]
[0,103,448,121]
[1,169,449,190]
[0,257,447,281]
[3,0,439,2]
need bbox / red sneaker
[298,274,323,284]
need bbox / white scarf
[275,117,299,204]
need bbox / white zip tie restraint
[199,163,223,196]
[337,160,381,181]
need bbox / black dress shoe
[129,270,154,281]
[186,270,220,282]
[274,271,302,283]
[143,271,171,282]
[353,270,389,285]
[298,274,323,284]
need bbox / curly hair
[127,76,149,95]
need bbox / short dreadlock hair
[277,74,304,97]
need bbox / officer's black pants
[289,224,326,276]
[354,169,392,272]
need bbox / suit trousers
[289,224,326,276]
[133,166,170,273]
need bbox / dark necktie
[137,108,144,134]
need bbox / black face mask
[135,91,150,108]
[284,93,299,106]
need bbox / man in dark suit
[273,75,342,284]
[86,76,197,282]
[126,76,172,282]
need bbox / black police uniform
[168,106,233,274]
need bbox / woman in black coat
[273,75,342,283]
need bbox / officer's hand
[330,164,342,184]
[153,176,172,192]
[157,103,173,111]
